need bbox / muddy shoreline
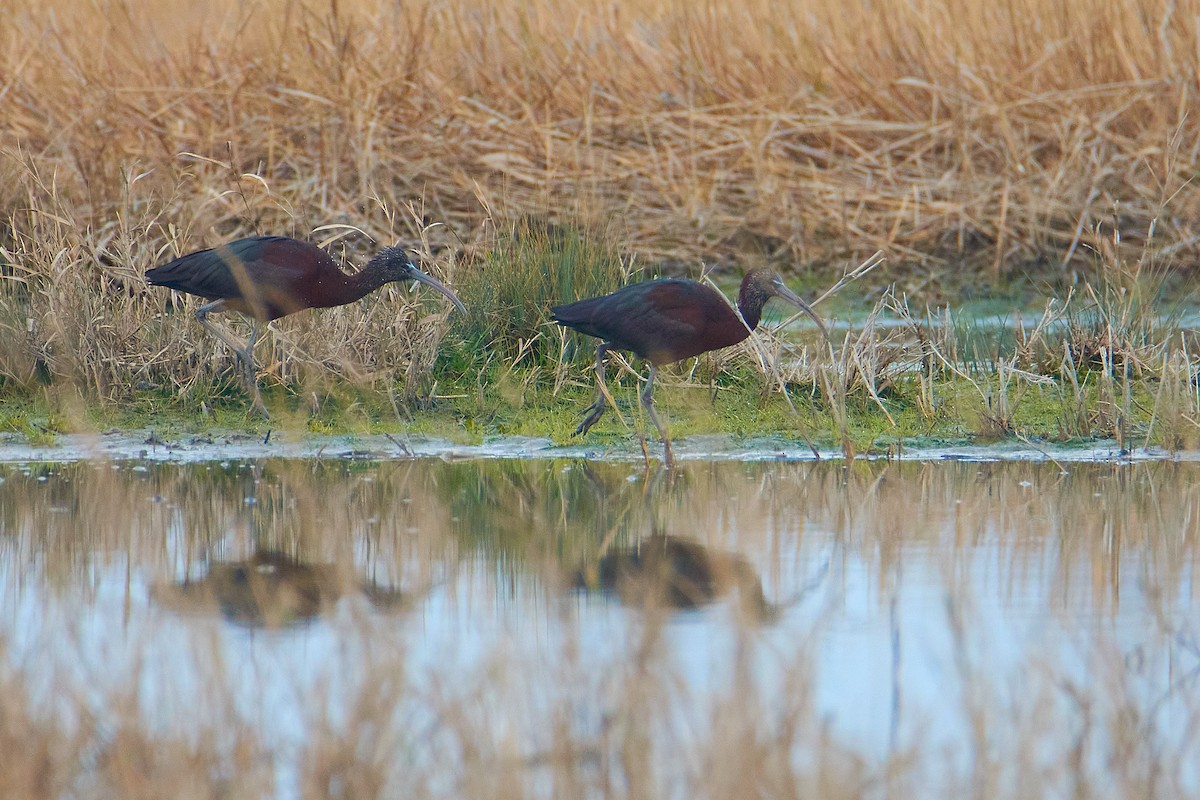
[0,429,1183,464]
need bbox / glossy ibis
[146,236,466,412]
[551,268,826,466]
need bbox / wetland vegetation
[3,0,1200,796]
[1,0,1200,452]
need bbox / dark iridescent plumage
[147,236,465,414]
[551,268,826,466]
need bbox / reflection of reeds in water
[0,457,1197,796]
[2,458,1197,610]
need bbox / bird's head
[371,246,467,313]
[741,268,827,338]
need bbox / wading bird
[551,269,827,467]
[146,236,466,413]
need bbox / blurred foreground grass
[0,457,1196,798]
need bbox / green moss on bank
[0,363,1186,456]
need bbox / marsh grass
[9,0,1196,273]
[3,0,1200,445]
[447,217,635,373]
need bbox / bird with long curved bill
[551,268,827,467]
[146,235,466,415]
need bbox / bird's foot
[573,399,607,437]
[245,378,269,419]
[235,351,269,419]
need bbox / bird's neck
[737,283,768,331]
[335,260,396,304]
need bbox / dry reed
[1,0,1198,389]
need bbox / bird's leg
[243,320,268,419]
[638,435,652,472]
[241,320,262,384]
[640,365,674,468]
[575,342,611,436]
[195,303,268,417]
[195,303,255,370]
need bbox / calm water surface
[1,457,1197,795]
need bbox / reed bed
[2,0,1200,437]
[4,0,1200,270]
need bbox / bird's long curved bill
[411,268,467,314]
[775,284,829,339]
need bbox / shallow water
[1,455,1198,796]
[0,428,1176,464]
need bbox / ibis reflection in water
[572,535,778,622]
[552,268,826,466]
[146,236,466,414]
[151,550,408,628]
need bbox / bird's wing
[630,281,709,335]
[552,279,726,363]
[146,247,240,299]
[146,237,314,300]
[608,281,713,360]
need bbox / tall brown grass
[5,0,1199,270]
[2,0,1200,419]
